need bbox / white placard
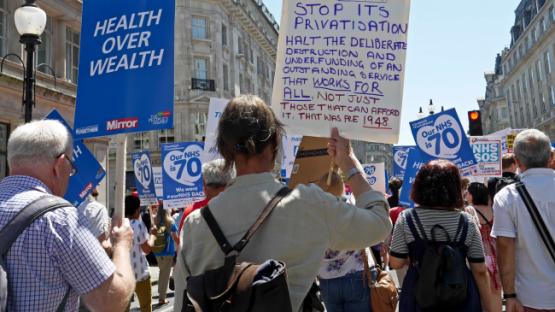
[152,166,163,199]
[281,135,302,179]
[362,162,386,194]
[469,137,502,178]
[202,98,229,163]
[271,1,411,143]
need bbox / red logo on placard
[106,118,138,131]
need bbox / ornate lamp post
[14,0,47,122]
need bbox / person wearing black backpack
[388,160,496,312]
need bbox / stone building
[477,56,511,134]
[352,141,393,175]
[481,0,555,138]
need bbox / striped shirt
[0,176,115,311]
[390,207,485,262]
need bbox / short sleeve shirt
[130,218,150,281]
[78,197,110,238]
[0,176,115,311]
[390,208,485,263]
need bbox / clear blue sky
[265,0,521,145]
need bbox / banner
[202,98,229,163]
[132,151,158,205]
[410,108,476,173]
[489,128,524,154]
[398,148,425,207]
[469,137,502,178]
[74,0,175,138]
[392,145,413,178]
[45,110,106,207]
[362,162,386,194]
[162,142,204,209]
[281,135,302,179]
[271,1,411,143]
[152,166,163,199]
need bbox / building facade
[352,141,393,175]
[481,0,555,138]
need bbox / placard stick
[326,161,336,186]
[113,134,127,226]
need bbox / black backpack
[495,175,519,195]
[406,209,469,310]
[1,195,72,312]
[184,187,293,312]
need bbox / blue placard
[398,148,426,207]
[392,145,413,178]
[74,0,175,139]
[410,108,476,172]
[132,151,158,205]
[45,110,106,207]
[161,142,205,208]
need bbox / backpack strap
[474,208,493,227]
[201,187,291,256]
[454,213,469,244]
[515,182,555,264]
[407,209,429,241]
[0,195,72,312]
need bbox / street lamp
[14,0,47,122]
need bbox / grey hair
[202,159,235,186]
[8,120,73,168]
[513,129,551,169]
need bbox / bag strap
[474,208,493,227]
[0,195,72,312]
[515,182,555,264]
[408,209,429,241]
[201,187,291,255]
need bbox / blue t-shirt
[154,222,178,256]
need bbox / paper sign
[398,148,426,207]
[132,151,158,205]
[281,135,302,179]
[162,142,204,209]
[489,128,524,154]
[45,110,106,207]
[152,166,163,199]
[392,146,413,178]
[288,136,331,189]
[469,137,502,178]
[271,1,411,143]
[410,108,476,173]
[362,162,386,194]
[74,0,175,139]
[202,98,229,163]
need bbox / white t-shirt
[130,219,150,281]
[491,168,555,309]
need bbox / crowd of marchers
[1,95,554,312]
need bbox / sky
[264,0,521,145]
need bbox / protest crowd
[0,94,554,312]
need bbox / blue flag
[161,142,205,209]
[399,148,426,207]
[392,145,413,178]
[45,110,106,207]
[132,151,158,205]
[74,0,175,138]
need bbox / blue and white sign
[392,146,413,178]
[202,98,229,163]
[362,163,386,194]
[45,110,106,207]
[399,148,426,207]
[162,142,204,209]
[132,151,158,205]
[281,135,302,179]
[74,0,175,139]
[410,108,476,172]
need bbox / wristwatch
[503,293,517,299]
[344,167,362,181]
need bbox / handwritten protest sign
[469,137,502,178]
[281,135,303,179]
[132,151,158,205]
[410,108,476,174]
[392,145,413,178]
[399,148,425,207]
[162,142,204,209]
[152,166,163,199]
[202,98,229,163]
[362,162,386,194]
[271,1,411,143]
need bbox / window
[551,86,555,105]
[545,51,552,74]
[541,17,547,33]
[192,16,208,40]
[223,64,229,91]
[239,73,244,93]
[537,59,543,80]
[0,122,7,179]
[133,132,150,150]
[552,6,555,21]
[193,57,208,79]
[237,36,244,54]
[221,24,227,46]
[158,129,175,148]
[501,107,508,119]
[65,28,80,83]
[37,19,53,73]
[0,0,6,55]
[193,112,207,140]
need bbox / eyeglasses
[57,153,77,177]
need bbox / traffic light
[468,110,483,136]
